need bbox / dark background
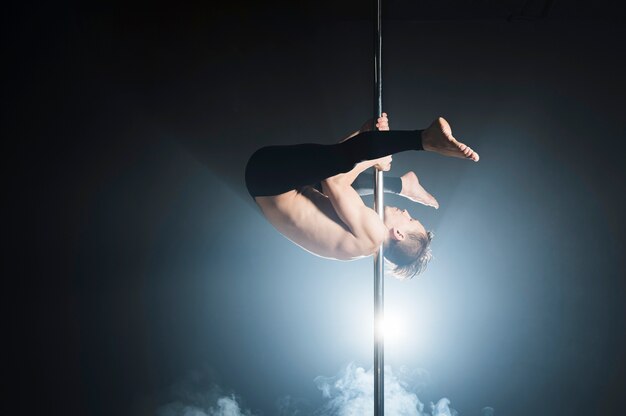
[5,1,626,415]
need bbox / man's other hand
[373,155,392,171]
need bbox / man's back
[255,186,382,261]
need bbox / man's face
[383,206,426,238]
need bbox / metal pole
[373,0,384,415]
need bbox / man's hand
[376,112,389,131]
[373,155,392,171]
[373,113,391,170]
[340,113,391,143]
[359,112,390,133]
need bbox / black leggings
[352,172,402,196]
[245,130,423,198]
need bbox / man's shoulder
[355,205,387,245]
[335,212,385,259]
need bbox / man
[245,114,479,279]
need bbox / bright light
[378,310,406,346]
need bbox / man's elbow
[323,175,350,189]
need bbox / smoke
[156,370,257,416]
[312,363,456,416]
[157,365,493,416]
[157,396,254,416]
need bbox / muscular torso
[255,186,379,260]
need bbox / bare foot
[400,171,439,209]
[421,117,480,162]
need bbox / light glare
[378,311,405,346]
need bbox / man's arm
[321,157,391,251]
[322,113,392,251]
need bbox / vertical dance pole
[373,0,384,415]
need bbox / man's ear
[392,227,405,241]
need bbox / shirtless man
[245,114,479,279]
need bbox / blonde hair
[384,231,434,279]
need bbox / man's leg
[352,171,439,208]
[352,173,402,196]
[309,173,401,196]
[245,130,423,198]
[245,117,479,198]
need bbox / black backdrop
[6,1,626,415]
